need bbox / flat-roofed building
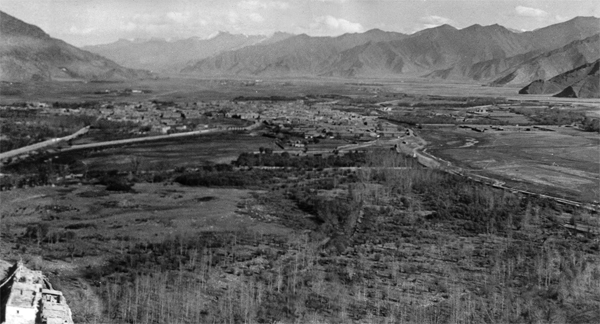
[1,262,73,324]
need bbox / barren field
[0,183,290,244]
[0,77,374,103]
[421,125,600,202]
[78,133,279,170]
[0,77,527,105]
[64,133,351,172]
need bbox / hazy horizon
[1,0,598,47]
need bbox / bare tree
[129,154,145,175]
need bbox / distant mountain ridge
[492,34,599,85]
[83,31,295,73]
[181,16,600,84]
[0,11,153,82]
[5,10,597,86]
[181,28,407,76]
[519,59,600,98]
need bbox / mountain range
[82,31,294,73]
[1,9,599,97]
[181,17,599,86]
[0,11,152,82]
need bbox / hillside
[519,59,600,98]
[487,34,599,86]
[83,32,294,73]
[0,11,153,82]
[181,29,406,76]
[182,17,600,82]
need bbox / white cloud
[119,22,137,32]
[116,11,211,36]
[515,6,548,18]
[68,26,96,35]
[248,12,265,23]
[166,12,191,24]
[238,0,264,10]
[309,15,364,35]
[409,15,455,33]
[197,18,209,26]
[272,1,292,10]
[555,14,569,22]
[420,15,454,28]
[228,11,240,24]
[234,0,287,26]
[238,0,290,11]
[131,13,163,24]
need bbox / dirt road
[0,126,90,162]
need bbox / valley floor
[1,155,599,323]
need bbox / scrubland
[2,149,599,324]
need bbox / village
[4,96,588,171]
[1,98,406,147]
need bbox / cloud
[226,4,271,27]
[309,15,364,35]
[420,15,454,28]
[115,11,210,37]
[166,12,191,24]
[68,26,96,35]
[117,14,169,33]
[119,22,137,32]
[515,6,548,18]
[228,11,240,24]
[409,15,455,33]
[555,14,569,22]
[197,18,209,27]
[238,0,290,11]
[234,0,286,26]
[313,0,349,3]
[248,12,265,23]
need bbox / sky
[1,0,598,46]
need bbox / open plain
[2,78,599,323]
[421,125,600,202]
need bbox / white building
[1,262,73,324]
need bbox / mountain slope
[519,59,600,98]
[182,17,600,81]
[181,29,406,76]
[424,18,600,83]
[330,23,536,78]
[83,32,294,73]
[486,34,599,86]
[0,11,152,82]
[521,16,600,50]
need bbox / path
[0,126,90,162]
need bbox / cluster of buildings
[2,101,233,134]
[2,98,406,140]
[224,100,404,140]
